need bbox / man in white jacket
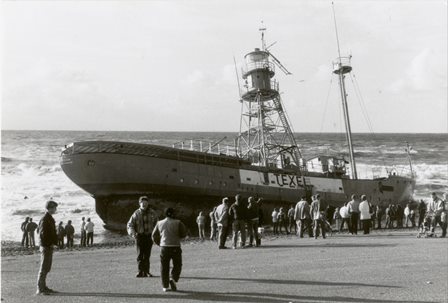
[359,195,372,234]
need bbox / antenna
[259,20,267,50]
[332,2,342,59]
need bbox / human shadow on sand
[257,243,397,249]
[53,291,432,303]
[183,276,400,288]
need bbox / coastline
[2,229,447,303]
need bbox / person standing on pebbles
[152,207,187,292]
[127,196,157,278]
[36,200,59,295]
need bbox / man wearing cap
[36,200,58,295]
[127,196,157,278]
[152,207,187,292]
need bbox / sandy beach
[1,229,447,303]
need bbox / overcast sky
[1,0,447,133]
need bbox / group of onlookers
[20,217,38,248]
[196,192,447,241]
[203,195,264,249]
[330,192,447,238]
[21,216,95,249]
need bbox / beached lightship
[60,28,415,231]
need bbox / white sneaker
[162,288,170,292]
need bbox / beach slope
[2,231,447,303]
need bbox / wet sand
[1,229,447,303]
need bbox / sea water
[1,130,447,243]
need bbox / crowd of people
[30,191,446,295]
[20,216,95,249]
[194,192,448,242]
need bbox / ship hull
[60,141,415,232]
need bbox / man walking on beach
[152,207,187,292]
[36,200,58,295]
[215,197,230,249]
[21,217,30,247]
[26,218,38,248]
[127,196,157,277]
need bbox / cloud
[389,48,446,93]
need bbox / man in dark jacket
[65,220,75,248]
[21,217,30,247]
[36,200,58,295]
[127,196,157,278]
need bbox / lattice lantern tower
[237,29,303,170]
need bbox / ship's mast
[237,26,303,170]
[332,3,358,179]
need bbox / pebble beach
[1,229,447,303]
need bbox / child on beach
[196,212,206,241]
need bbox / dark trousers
[278,221,288,234]
[339,218,350,232]
[247,219,259,245]
[361,219,371,234]
[350,213,359,234]
[21,231,29,247]
[432,216,447,237]
[58,237,64,249]
[297,219,312,237]
[376,216,382,229]
[273,222,279,234]
[313,219,326,239]
[66,235,74,248]
[418,212,426,228]
[289,218,297,234]
[136,234,153,274]
[160,246,182,288]
[232,220,246,247]
[217,224,228,248]
[86,232,94,246]
[37,246,53,291]
[80,230,86,247]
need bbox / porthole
[87,160,95,167]
[180,178,184,183]
[194,179,199,184]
